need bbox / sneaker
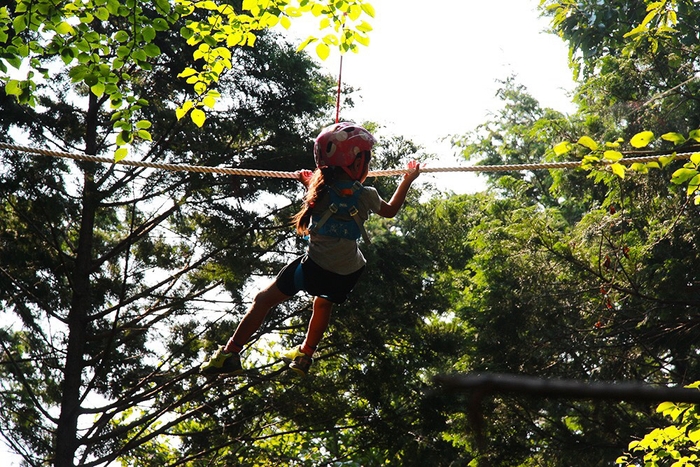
[200,346,243,376]
[284,347,313,376]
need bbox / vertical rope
[335,54,344,123]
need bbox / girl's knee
[313,297,334,313]
[253,282,290,309]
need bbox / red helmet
[313,122,376,168]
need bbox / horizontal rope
[0,141,694,178]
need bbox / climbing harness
[310,180,371,243]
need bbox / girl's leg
[224,281,291,354]
[300,296,334,356]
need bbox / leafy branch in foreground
[553,129,700,204]
[617,383,700,466]
[0,0,374,160]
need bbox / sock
[300,341,316,357]
[224,338,243,354]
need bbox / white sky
[288,0,577,192]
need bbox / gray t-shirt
[307,186,383,275]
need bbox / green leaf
[661,132,686,145]
[315,42,330,60]
[577,136,599,151]
[630,162,648,173]
[297,36,317,52]
[135,120,152,129]
[154,0,171,14]
[143,43,161,57]
[55,21,76,35]
[117,45,131,58]
[690,152,700,166]
[90,82,105,96]
[630,131,655,148]
[83,74,99,86]
[689,129,700,142]
[356,20,373,33]
[610,163,626,178]
[114,147,128,162]
[137,129,152,141]
[114,30,129,43]
[60,47,75,64]
[152,18,169,31]
[142,26,156,42]
[603,150,623,162]
[671,167,698,185]
[116,130,133,145]
[5,79,23,97]
[12,15,27,33]
[687,174,700,196]
[659,154,675,167]
[95,7,110,21]
[191,108,206,127]
[361,2,376,17]
[178,67,198,78]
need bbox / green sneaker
[200,346,243,376]
[284,347,313,376]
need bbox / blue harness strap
[310,180,371,243]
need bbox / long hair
[293,153,371,236]
[292,167,337,236]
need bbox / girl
[200,122,421,376]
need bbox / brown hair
[292,167,337,236]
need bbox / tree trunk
[54,93,100,467]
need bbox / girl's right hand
[296,169,314,186]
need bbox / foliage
[444,68,700,465]
[0,0,374,159]
[617,386,700,467]
[553,128,700,204]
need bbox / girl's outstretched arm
[377,161,421,218]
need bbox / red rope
[335,54,343,123]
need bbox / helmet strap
[343,153,368,180]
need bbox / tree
[540,0,700,198]
[0,6,336,463]
[441,71,700,464]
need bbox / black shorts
[275,255,365,304]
